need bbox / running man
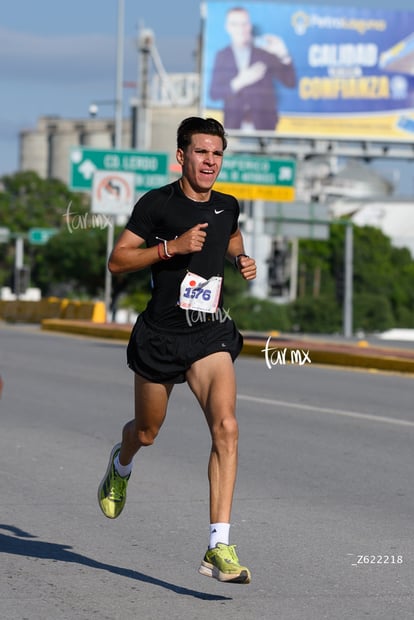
[98,117,256,584]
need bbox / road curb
[42,318,131,340]
[242,340,414,374]
[41,319,414,374]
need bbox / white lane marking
[237,394,414,428]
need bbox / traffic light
[268,239,290,297]
[335,261,345,304]
[13,266,30,296]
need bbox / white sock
[114,453,133,478]
[209,523,230,549]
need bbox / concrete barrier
[242,338,414,374]
[42,319,130,340]
[0,298,106,323]
[38,320,414,375]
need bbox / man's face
[177,133,224,193]
[226,9,252,47]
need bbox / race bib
[179,271,223,313]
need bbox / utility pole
[343,221,353,339]
[104,0,124,322]
[114,0,124,151]
[14,236,24,299]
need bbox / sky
[1,0,414,192]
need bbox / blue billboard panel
[202,2,414,141]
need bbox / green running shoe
[199,543,251,584]
[98,443,130,519]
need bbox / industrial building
[19,72,200,185]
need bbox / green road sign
[215,155,296,201]
[28,228,58,245]
[69,147,169,193]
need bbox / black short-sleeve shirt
[125,180,239,329]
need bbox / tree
[0,171,89,293]
[297,221,414,333]
[0,171,88,231]
[35,228,107,298]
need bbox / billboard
[201,2,414,141]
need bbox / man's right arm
[108,229,158,275]
[108,223,209,275]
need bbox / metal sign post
[91,170,135,322]
[343,222,354,339]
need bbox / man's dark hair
[177,117,227,151]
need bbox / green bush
[289,295,342,334]
[229,297,291,332]
[119,291,151,314]
[353,293,394,332]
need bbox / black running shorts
[127,313,243,384]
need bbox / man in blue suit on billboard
[209,6,296,131]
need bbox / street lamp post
[103,0,124,322]
[343,221,353,339]
[114,0,124,149]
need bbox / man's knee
[136,428,158,447]
[124,420,160,447]
[212,414,239,444]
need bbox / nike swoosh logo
[214,209,224,214]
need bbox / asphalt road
[1,323,413,620]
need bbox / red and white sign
[92,171,135,215]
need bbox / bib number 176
[182,287,211,301]
[179,272,222,313]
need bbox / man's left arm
[226,228,256,281]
